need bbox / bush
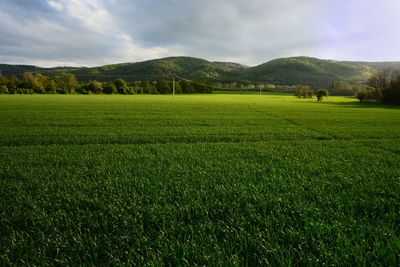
[103,83,117,94]
[355,89,367,102]
[114,79,127,91]
[364,86,382,102]
[295,86,314,98]
[136,87,144,94]
[33,86,45,94]
[75,87,88,94]
[157,79,170,94]
[0,85,8,94]
[87,81,103,94]
[316,89,329,101]
[117,86,128,95]
[125,87,136,95]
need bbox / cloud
[47,0,64,11]
[46,0,112,32]
[0,0,399,67]
[114,34,185,62]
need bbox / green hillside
[62,57,248,81]
[343,61,400,70]
[239,57,375,87]
[2,56,399,87]
[0,64,45,77]
[0,64,75,77]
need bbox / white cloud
[1,0,400,67]
[47,0,112,32]
[114,34,184,63]
[47,0,64,11]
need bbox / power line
[72,74,171,78]
[173,75,243,91]
[30,71,252,91]
[72,73,245,91]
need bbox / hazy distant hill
[1,56,400,87]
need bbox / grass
[0,94,399,265]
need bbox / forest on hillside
[2,56,399,87]
[0,56,400,103]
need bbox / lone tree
[316,89,329,101]
[355,89,367,102]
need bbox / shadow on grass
[324,101,400,110]
[213,90,291,96]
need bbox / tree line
[2,69,399,104]
[355,69,400,105]
[292,69,400,105]
[0,71,327,95]
[0,72,213,95]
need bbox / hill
[0,64,45,77]
[1,56,400,87]
[238,57,375,87]
[55,57,248,82]
[343,61,400,70]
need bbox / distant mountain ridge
[1,56,400,87]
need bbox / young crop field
[0,94,399,265]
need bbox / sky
[0,0,399,67]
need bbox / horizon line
[2,55,400,69]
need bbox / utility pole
[173,76,175,97]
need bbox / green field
[1,94,399,265]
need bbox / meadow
[0,94,399,265]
